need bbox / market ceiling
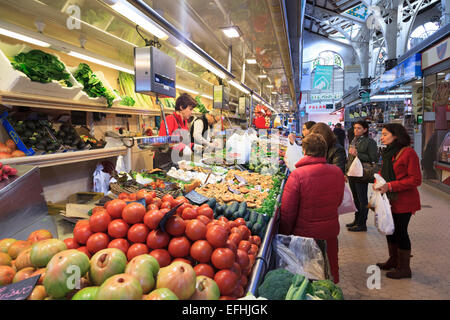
[0,0,298,113]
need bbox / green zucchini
[252,223,263,235]
[224,206,234,219]
[229,201,239,212]
[256,214,265,225]
[243,210,250,221]
[232,211,240,220]
[206,198,217,210]
[238,202,247,216]
[246,221,254,230]
[249,211,258,224]
[215,204,225,216]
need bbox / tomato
[161,194,174,206]
[63,238,79,249]
[214,269,238,296]
[146,203,159,211]
[151,197,162,209]
[248,254,255,268]
[197,207,213,219]
[206,220,220,230]
[122,202,146,224]
[238,225,251,241]
[92,207,107,215]
[240,275,248,288]
[160,201,172,210]
[224,239,237,255]
[190,240,213,263]
[230,227,241,235]
[234,218,246,227]
[227,220,238,230]
[172,257,192,265]
[76,246,91,259]
[118,192,129,200]
[217,220,231,232]
[136,189,148,200]
[251,235,261,246]
[143,209,164,230]
[175,196,188,204]
[73,224,93,245]
[236,249,250,271]
[147,191,157,199]
[127,223,149,244]
[181,207,197,220]
[218,216,229,223]
[231,285,244,299]
[150,249,171,267]
[238,240,251,253]
[106,199,127,219]
[103,201,112,209]
[185,219,207,241]
[146,229,170,249]
[248,244,259,256]
[176,203,192,216]
[136,189,154,205]
[128,193,137,201]
[127,243,149,261]
[107,219,129,239]
[196,215,211,225]
[211,248,235,270]
[193,263,215,279]
[168,236,191,258]
[89,210,111,233]
[206,224,229,248]
[108,238,130,254]
[165,216,186,237]
[199,203,210,209]
[86,232,109,254]
[228,233,242,247]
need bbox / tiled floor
[337,182,450,300]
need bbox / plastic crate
[0,111,35,156]
[0,42,83,99]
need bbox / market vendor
[190,109,222,153]
[157,93,196,167]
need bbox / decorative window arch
[312,51,344,70]
[310,51,344,101]
[408,22,440,50]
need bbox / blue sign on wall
[378,53,422,93]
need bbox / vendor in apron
[156,93,196,169]
[190,109,222,159]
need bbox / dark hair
[303,121,316,130]
[383,123,411,147]
[309,122,336,148]
[175,93,197,111]
[302,133,327,157]
[355,120,369,137]
[335,123,342,127]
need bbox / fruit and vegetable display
[54,122,87,150]
[167,167,224,185]
[257,269,344,300]
[0,140,26,158]
[114,90,135,107]
[73,63,116,107]
[10,50,73,87]
[118,72,155,109]
[0,162,18,181]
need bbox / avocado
[25,121,36,130]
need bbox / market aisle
[337,183,450,300]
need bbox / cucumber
[262,214,270,223]
[249,211,258,224]
[215,204,225,216]
[229,201,239,212]
[246,221,254,229]
[238,202,247,215]
[224,206,234,219]
[232,211,240,220]
[252,222,263,235]
[243,210,250,221]
[206,198,217,210]
[256,214,265,225]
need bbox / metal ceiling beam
[305,3,364,26]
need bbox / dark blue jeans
[348,179,369,227]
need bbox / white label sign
[305,103,335,113]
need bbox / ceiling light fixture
[175,43,227,79]
[221,26,242,38]
[229,80,250,95]
[107,0,169,40]
[68,51,134,74]
[266,84,274,88]
[246,58,257,64]
[258,74,268,79]
[0,26,50,47]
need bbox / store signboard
[313,65,333,90]
[422,37,450,70]
[379,53,422,92]
[310,92,343,101]
[305,103,335,113]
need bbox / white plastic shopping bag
[369,174,395,235]
[338,183,357,215]
[93,164,111,194]
[285,142,303,172]
[347,157,363,177]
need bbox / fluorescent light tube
[271,91,278,95]
[229,80,250,95]
[221,26,241,38]
[253,95,262,102]
[68,51,134,74]
[246,58,257,64]
[0,27,50,47]
[266,84,274,88]
[109,0,169,40]
[176,85,198,95]
[258,74,267,79]
[201,94,213,100]
[176,43,227,79]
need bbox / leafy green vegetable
[285,274,313,300]
[118,72,155,108]
[114,90,135,106]
[194,96,209,114]
[73,63,115,107]
[11,50,73,87]
[257,268,295,300]
[311,280,344,300]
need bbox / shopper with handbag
[345,120,378,232]
[375,123,421,279]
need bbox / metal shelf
[0,146,127,168]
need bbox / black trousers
[348,178,369,227]
[386,213,412,250]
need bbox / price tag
[0,275,40,300]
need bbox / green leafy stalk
[73,63,115,107]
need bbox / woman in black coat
[309,122,347,173]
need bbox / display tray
[109,182,182,199]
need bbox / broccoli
[257,268,295,300]
[311,280,345,300]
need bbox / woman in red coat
[280,133,345,283]
[375,123,421,279]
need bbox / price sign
[0,275,40,300]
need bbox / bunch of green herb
[194,96,209,114]
[256,173,285,216]
[11,50,73,87]
[114,90,135,106]
[73,63,115,107]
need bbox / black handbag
[361,162,379,183]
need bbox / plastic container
[0,41,83,99]
[0,111,35,156]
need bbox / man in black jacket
[333,123,346,148]
[347,123,355,145]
